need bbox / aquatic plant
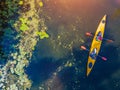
[19,0,23,5]
[20,24,29,31]
[9,84,18,90]
[37,31,49,39]
[0,0,19,20]
[19,18,29,31]
[0,0,50,89]
[39,1,44,7]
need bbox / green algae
[39,1,44,7]
[19,0,23,5]
[19,18,29,24]
[37,31,49,39]
[20,24,29,31]
[65,61,74,67]
[19,18,29,31]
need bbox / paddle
[80,46,107,61]
[85,32,114,43]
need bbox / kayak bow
[87,15,107,76]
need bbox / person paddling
[96,31,102,41]
[90,48,97,60]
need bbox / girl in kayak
[96,31,102,41]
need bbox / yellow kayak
[87,15,107,76]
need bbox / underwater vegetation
[19,17,29,31]
[36,31,49,39]
[0,0,49,90]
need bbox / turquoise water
[25,0,120,90]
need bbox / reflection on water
[27,0,120,90]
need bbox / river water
[26,0,120,90]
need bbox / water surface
[27,0,120,90]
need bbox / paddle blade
[80,46,86,50]
[107,39,114,43]
[102,57,107,61]
[85,32,93,37]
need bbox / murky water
[26,0,120,90]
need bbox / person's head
[98,31,102,36]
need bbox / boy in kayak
[96,31,102,41]
[90,48,97,60]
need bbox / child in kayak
[96,31,102,41]
[90,48,97,60]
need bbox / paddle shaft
[80,46,107,60]
[86,32,113,42]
